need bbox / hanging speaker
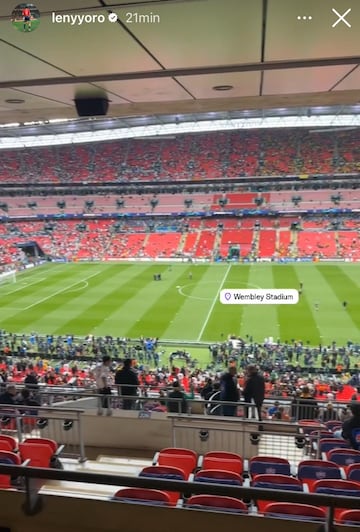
[74,97,109,117]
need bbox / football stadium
[0,0,360,531]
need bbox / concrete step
[40,480,118,499]
[96,455,153,468]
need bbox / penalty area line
[22,270,102,311]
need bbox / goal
[0,270,16,286]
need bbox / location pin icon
[224,292,231,301]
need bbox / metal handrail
[0,462,359,521]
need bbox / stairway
[176,232,187,254]
[252,228,260,258]
[290,230,299,257]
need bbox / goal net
[0,270,16,286]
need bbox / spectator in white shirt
[95,355,112,416]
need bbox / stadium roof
[0,0,359,134]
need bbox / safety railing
[7,382,354,423]
[0,404,86,462]
[168,414,325,458]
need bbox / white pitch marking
[22,270,102,310]
[64,281,89,293]
[2,277,46,296]
[197,264,231,341]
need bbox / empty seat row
[112,488,360,524]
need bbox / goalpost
[0,270,16,286]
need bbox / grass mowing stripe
[316,265,360,333]
[197,265,251,342]
[240,264,279,343]
[163,265,222,340]
[51,264,141,335]
[272,265,320,345]
[0,266,101,328]
[126,265,210,340]
[197,264,231,341]
[22,269,104,310]
[299,265,357,345]
[56,265,166,336]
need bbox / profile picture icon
[11,3,40,32]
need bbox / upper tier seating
[0,129,359,184]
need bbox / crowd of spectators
[0,129,359,184]
[0,212,359,266]
[1,331,360,421]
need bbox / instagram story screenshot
[0,0,358,367]
[0,2,359,531]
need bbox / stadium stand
[0,129,359,184]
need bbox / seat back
[195,469,242,486]
[186,495,247,513]
[298,460,341,489]
[113,488,170,505]
[19,443,53,468]
[23,437,57,453]
[158,448,197,477]
[346,463,360,482]
[319,438,350,454]
[313,479,360,519]
[264,502,326,521]
[139,465,185,505]
[0,441,13,452]
[202,457,243,475]
[298,421,324,435]
[337,510,360,524]
[252,474,302,512]
[0,435,16,451]
[327,448,360,468]
[313,479,360,494]
[250,456,290,477]
[140,465,186,480]
[0,451,21,465]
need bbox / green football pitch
[0,262,359,347]
[12,19,40,33]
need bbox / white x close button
[332,8,351,28]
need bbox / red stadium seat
[327,448,360,469]
[186,495,247,513]
[0,435,16,452]
[0,450,22,489]
[202,451,243,475]
[194,469,242,486]
[319,438,350,455]
[23,437,58,453]
[19,443,53,468]
[297,460,342,490]
[113,488,171,506]
[0,451,21,465]
[249,456,291,478]
[337,510,360,524]
[155,448,197,477]
[263,502,326,521]
[298,421,325,435]
[251,474,303,512]
[0,441,13,452]
[347,463,360,483]
[139,465,186,505]
[311,479,360,518]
